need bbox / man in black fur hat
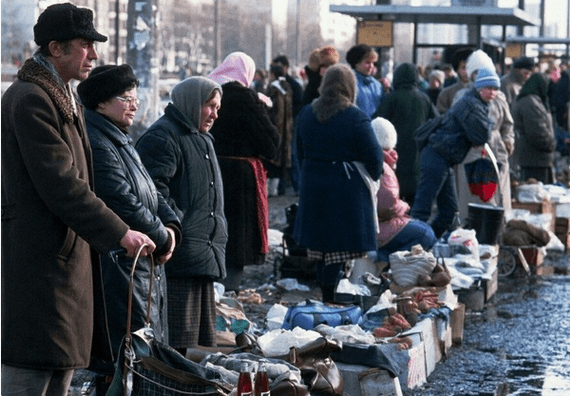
[501,56,536,110]
[1,3,155,394]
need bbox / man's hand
[119,230,156,257]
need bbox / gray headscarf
[171,76,222,130]
[312,64,357,123]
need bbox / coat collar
[17,58,76,124]
[84,108,131,147]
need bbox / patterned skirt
[167,277,217,348]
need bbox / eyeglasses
[115,96,140,107]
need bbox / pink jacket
[376,149,411,246]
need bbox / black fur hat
[34,3,107,46]
[77,65,139,110]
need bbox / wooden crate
[555,217,570,250]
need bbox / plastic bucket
[467,203,504,245]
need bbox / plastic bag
[448,228,479,259]
[257,328,321,357]
[389,244,437,286]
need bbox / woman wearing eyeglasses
[77,65,181,367]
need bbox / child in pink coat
[372,117,437,263]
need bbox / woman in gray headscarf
[137,77,228,354]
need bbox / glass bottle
[237,362,253,396]
[254,360,270,396]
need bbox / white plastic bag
[257,328,321,357]
[448,228,479,259]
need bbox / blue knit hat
[474,68,500,90]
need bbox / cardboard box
[400,333,427,390]
[337,363,403,396]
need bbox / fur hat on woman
[77,64,139,110]
[371,117,397,150]
[312,64,356,123]
[34,2,107,46]
[308,46,341,72]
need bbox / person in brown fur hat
[302,45,340,105]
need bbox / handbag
[281,300,362,330]
[463,144,500,203]
[286,337,344,396]
[106,245,233,396]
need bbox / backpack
[415,115,445,152]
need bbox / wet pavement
[403,257,570,396]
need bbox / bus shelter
[329,4,539,64]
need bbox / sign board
[506,43,524,58]
[357,20,393,48]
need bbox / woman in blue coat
[293,64,384,302]
[77,65,181,363]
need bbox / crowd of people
[2,3,570,395]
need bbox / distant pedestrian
[208,52,280,292]
[374,62,438,206]
[302,45,340,105]
[346,43,385,117]
[512,73,557,184]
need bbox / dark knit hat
[346,44,376,69]
[77,65,139,110]
[34,3,107,46]
[513,57,535,71]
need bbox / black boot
[320,284,336,303]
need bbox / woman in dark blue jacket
[77,65,181,362]
[410,68,498,238]
[293,64,384,302]
[136,77,227,354]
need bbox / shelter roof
[329,5,539,27]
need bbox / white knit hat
[371,117,397,150]
[466,50,495,80]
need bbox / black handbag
[106,245,233,396]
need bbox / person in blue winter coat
[293,64,384,303]
[346,44,384,117]
[411,68,498,238]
